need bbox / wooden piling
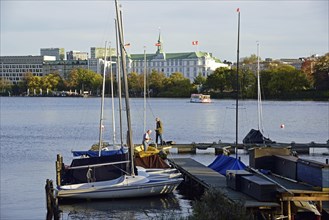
[56,154,62,187]
[45,179,60,220]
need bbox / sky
[1,0,328,62]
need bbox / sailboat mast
[98,41,108,157]
[257,41,263,133]
[143,47,147,133]
[115,19,124,147]
[115,0,135,176]
[235,8,241,159]
[109,43,116,146]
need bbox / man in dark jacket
[155,117,164,145]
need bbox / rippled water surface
[1,97,328,219]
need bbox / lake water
[1,97,328,219]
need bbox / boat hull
[190,94,212,103]
[190,99,211,103]
[57,176,183,199]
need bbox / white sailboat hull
[57,175,183,199]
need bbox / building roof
[130,51,220,61]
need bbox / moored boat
[53,0,183,201]
[57,174,182,199]
[190,93,212,103]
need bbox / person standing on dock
[142,130,152,151]
[155,117,164,146]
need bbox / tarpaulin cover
[72,148,126,157]
[243,129,274,144]
[134,154,170,169]
[208,154,247,175]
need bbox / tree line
[1,53,328,100]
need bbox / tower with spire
[155,28,166,60]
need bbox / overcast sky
[1,0,328,62]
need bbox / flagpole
[192,41,199,52]
[235,8,240,159]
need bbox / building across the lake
[40,48,65,60]
[66,51,88,61]
[1,34,310,85]
[127,33,229,81]
[0,56,56,85]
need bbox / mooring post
[45,179,60,220]
[56,154,62,187]
[45,179,52,214]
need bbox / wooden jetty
[158,141,329,155]
[168,158,280,217]
[168,157,329,220]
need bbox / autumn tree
[313,53,329,90]
[67,68,102,93]
[41,72,65,92]
[0,78,12,94]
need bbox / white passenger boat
[190,94,212,103]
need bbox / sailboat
[208,8,246,175]
[243,42,274,145]
[55,0,183,200]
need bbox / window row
[1,64,42,68]
[1,69,41,73]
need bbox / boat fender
[86,168,95,183]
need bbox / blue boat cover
[208,154,247,175]
[72,148,127,157]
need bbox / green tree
[127,72,143,96]
[265,65,309,97]
[242,54,259,64]
[193,74,206,92]
[148,70,166,96]
[204,67,230,92]
[161,72,193,97]
[240,67,257,98]
[105,74,117,96]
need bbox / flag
[155,43,161,46]
[124,43,130,47]
[236,8,240,13]
[192,41,198,45]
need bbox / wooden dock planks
[168,158,280,208]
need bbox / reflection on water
[59,192,192,219]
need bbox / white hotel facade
[127,35,229,80]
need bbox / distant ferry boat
[190,94,212,103]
